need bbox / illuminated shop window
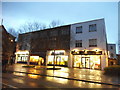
[74,55,100,69]
[48,56,68,66]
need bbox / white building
[69,19,108,70]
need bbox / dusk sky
[2,2,118,52]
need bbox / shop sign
[51,52,64,55]
[71,51,102,55]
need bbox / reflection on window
[89,24,97,32]
[75,40,82,47]
[89,39,97,47]
[76,26,82,33]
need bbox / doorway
[81,57,90,68]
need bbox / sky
[2,2,118,53]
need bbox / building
[70,19,108,70]
[15,18,108,70]
[117,54,120,65]
[0,25,16,64]
[15,25,70,65]
[108,44,117,66]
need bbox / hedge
[22,65,35,68]
[104,65,120,76]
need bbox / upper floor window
[110,46,113,49]
[76,26,82,33]
[75,40,82,47]
[89,24,97,32]
[89,39,97,47]
[50,30,58,36]
[61,30,69,35]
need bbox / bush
[104,65,120,76]
[22,65,35,68]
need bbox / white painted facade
[69,19,108,70]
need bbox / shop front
[47,50,68,66]
[71,50,102,69]
[30,56,44,65]
[15,50,44,65]
[15,50,29,63]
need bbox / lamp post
[53,49,55,69]
[53,37,57,69]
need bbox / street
[2,64,120,89]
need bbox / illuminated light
[50,50,65,55]
[92,48,101,51]
[50,50,65,53]
[11,40,13,42]
[15,50,29,54]
[72,49,79,52]
[30,56,40,62]
[13,72,25,76]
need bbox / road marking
[2,82,18,89]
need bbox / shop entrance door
[81,57,90,68]
[55,56,61,65]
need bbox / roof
[71,18,104,25]
[1,25,16,38]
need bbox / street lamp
[53,37,57,69]
[53,49,55,69]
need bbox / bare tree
[49,20,64,28]
[8,28,18,37]
[18,21,47,34]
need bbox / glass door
[81,58,86,68]
[81,57,90,68]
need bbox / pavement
[2,63,120,88]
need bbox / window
[76,26,82,33]
[110,46,113,49]
[50,30,58,36]
[89,24,97,32]
[89,39,97,47]
[61,30,69,35]
[75,40,82,47]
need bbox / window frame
[76,26,82,34]
[89,24,97,32]
[89,39,97,47]
[75,40,82,47]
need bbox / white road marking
[2,82,18,89]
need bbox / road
[2,71,120,89]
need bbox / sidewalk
[5,63,120,86]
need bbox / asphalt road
[2,71,120,89]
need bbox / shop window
[89,24,97,32]
[76,26,82,33]
[75,40,82,47]
[89,39,97,47]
